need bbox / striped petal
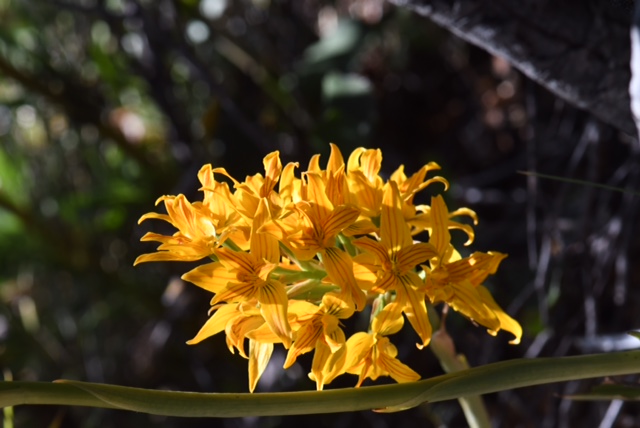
[322,205,360,241]
[186,303,240,345]
[181,262,236,293]
[378,338,421,383]
[397,243,438,273]
[429,195,452,256]
[380,182,412,252]
[321,247,366,311]
[477,285,522,344]
[248,340,274,392]
[400,274,432,349]
[258,280,292,348]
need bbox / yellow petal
[353,237,390,266]
[400,275,432,349]
[344,332,374,373]
[397,243,438,273]
[477,285,522,344]
[321,205,360,241]
[346,147,366,172]
[321,292,355,319]
[134,250,203,265]
[380,182,412,252]
[284,320,322,368]
[372,302,404,336]
[279,162,300,203]
[343,218,378,236]
[186,303,239,345]
[181,262,235,294]
[352,253,378,290]
[430,195,452,256]
[448,281,501,333]
[303,172,332,222]
[212,280,259,305]
[248,340,274,392]
[359,148,382,182]
[258,280,292,348]
[378,339,421,383]
[321,247,366,311]
[137,211,171,225]
[250,198,280,263]
[215,248,257,273]
[327,143,345,173]
[261,151,282,197]
[310,340,347,390]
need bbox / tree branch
[390,0,636,134]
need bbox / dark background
[0,1,639,426]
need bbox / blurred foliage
[0,0,639,427]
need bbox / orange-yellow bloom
[423,195,522,344]
[186,301,273,392]
[283,293,354,390]
[343,303,420,387]
[353,182,437,348]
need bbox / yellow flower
[345,147,384,218]
[283,293,354,390]
[186,301,273,392]
[134,194,219,264]
[183,199,293,347]
[275,171,366,311]
[353,181,437,348]
[389,161,448,226]
[343,303,420,387]
[423,195,522,344]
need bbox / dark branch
[389,0,636,134]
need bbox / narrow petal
[370,270,396,294]
[477,285,522,344]
[322,205,360,240]
[322,247,366,311]
[400,276,432,349]
[258,280,292,348]
[279,162,300,203]
[248,340,274,392]
[137,212,172,225]
[215,248,257,273]
[346,147,366,172]
[353,237,390,267]
[397,243,438,273]
[250,198,280,263]
[186,303,239,345]
[310,340,347,390]
[303,173,332,222]
[449,281,501,333]
[430,195,451,256]
[212,281,259,305]
[327,143,345,173]
[447,252,504,283]
[181,262,235,294]
[344,332,374,373]
[372,302,404,336]
[359,148,382,182]
[380,182,412,252]
[284,320,322,368]
[378,342,421,383]
[134,251,204,265]
[261,151,282,197]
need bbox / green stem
[1,351,639,417]
[430,329,491,428]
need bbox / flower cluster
[135,145,521,391]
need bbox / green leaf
[0,350,639,417]
[565,383,640,401]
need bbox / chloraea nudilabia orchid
[135,144,521,391]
